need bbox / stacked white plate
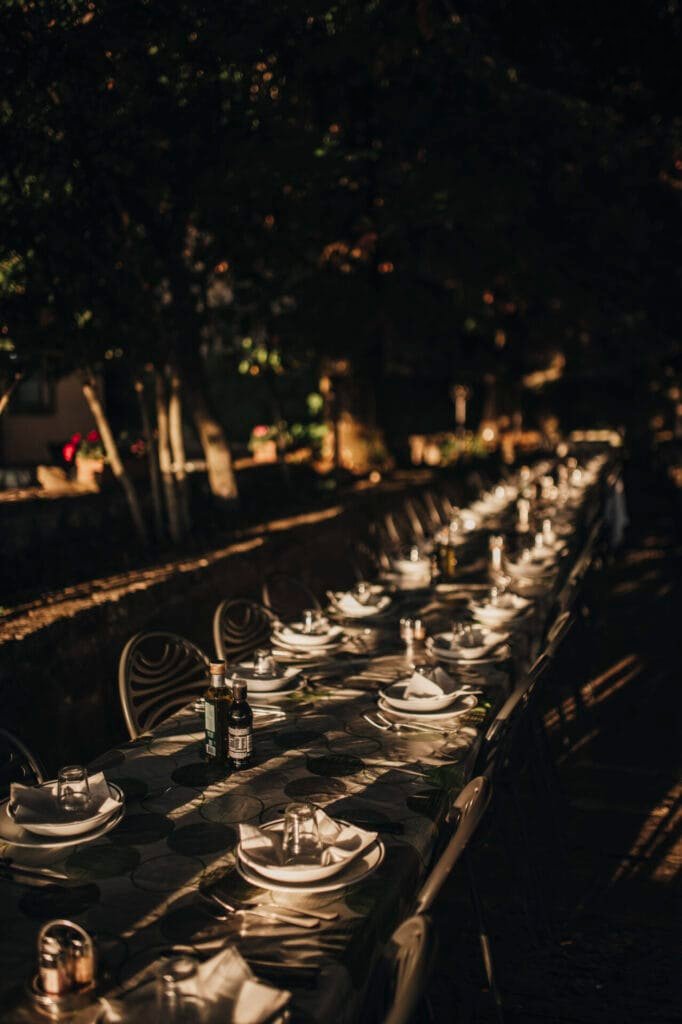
[327,586,393,620]
[229,662,303,694]
[427,629,510,665]
[469,592,532,629]
[0,781,125,850]
[271,620,346,659]
[236,818,384,894]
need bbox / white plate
[236,839,384,893]
[272,630,345,650]
[377,693,478,722]
[427,638,512,666]
[427,631,509,663]
[7,782,124,838]
[238,818,372,884]
[380,679,470,713]
[229,666,302,693]
[0,796,125,850]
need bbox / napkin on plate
[10,772,119,826]
[432,629,508,661]
[402,667,457,699]
[239,808,377,874]
[274,623,344,647]
[96,946,290,1024]
[333,591,392,617]
[392,557,431,576]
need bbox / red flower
[71,432,83,444]
[86,429,100,443]
[252,424,270,438]
[62,441,77,464]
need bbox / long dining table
[0,452,613,1023]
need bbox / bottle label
[205,702,217,757]
[229,726,253,760]
[205,703,216,733]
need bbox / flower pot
[251,440,277,464]
[76,455,104,490]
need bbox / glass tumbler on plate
[156,956,206,1023]
[57,767,92,815]
[282,802,322,865]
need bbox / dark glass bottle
[228,679,253,770]
[204,661,231,766]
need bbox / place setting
[203,802,384,900]
[0,766,125,862]
[468,585,533,630]
[229,648,305,697]
[380,544,433,592]
[426,621,511,667]
[270,609,348,662]
[362,662,481,737]
[326,581,394,622]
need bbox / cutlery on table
[0,858,69,883]
[204,892,320,929]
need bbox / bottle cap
[232,678,247,697]
[209,661,226,674]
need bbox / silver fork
[204,892,319,929]
[363,713,450,737]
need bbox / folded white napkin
[239,808,377,874]
[402,667,457,699]
[97,946,289,1024]
[10,772,118,826]
[444,629,508,660]
[333,591,392,617]
[275,623,343,647]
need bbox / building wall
[1,373,97,465]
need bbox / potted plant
[248,424,278,464]
[62,430,106,489]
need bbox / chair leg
[464,853,505,1024]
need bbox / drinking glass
[282,802,322,865]
[301,609,317,634]
[57,767,91,815]
[156,957,206,1023]
[253,648,275,675]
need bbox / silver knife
[209,893,319,929]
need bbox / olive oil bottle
[204,661,231,766]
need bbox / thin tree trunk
[155,370,182,544]
[0,372,23,418]
[168,367,191,534]
[134,375,164,541]
[82,372,148,545]
[187,383,239,502]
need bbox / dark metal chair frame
[213,597,274,666]
[118,631,210,739]
[0,728,45,799]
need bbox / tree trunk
[0,372,23,418]
[155,370,182,544]
[168,367,192,534]
[134,375,164,541]
[186,381,239,502]
[82,373,148,545]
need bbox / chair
[402,498,428,542]
[348,538,387,581]
[118,632,209,739]
[213,598,273,664]
[415,777,503,1024]
[0,729,45,799]
[261,572,321,622]
[381,914,435,1024]
[421,489,447,530]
